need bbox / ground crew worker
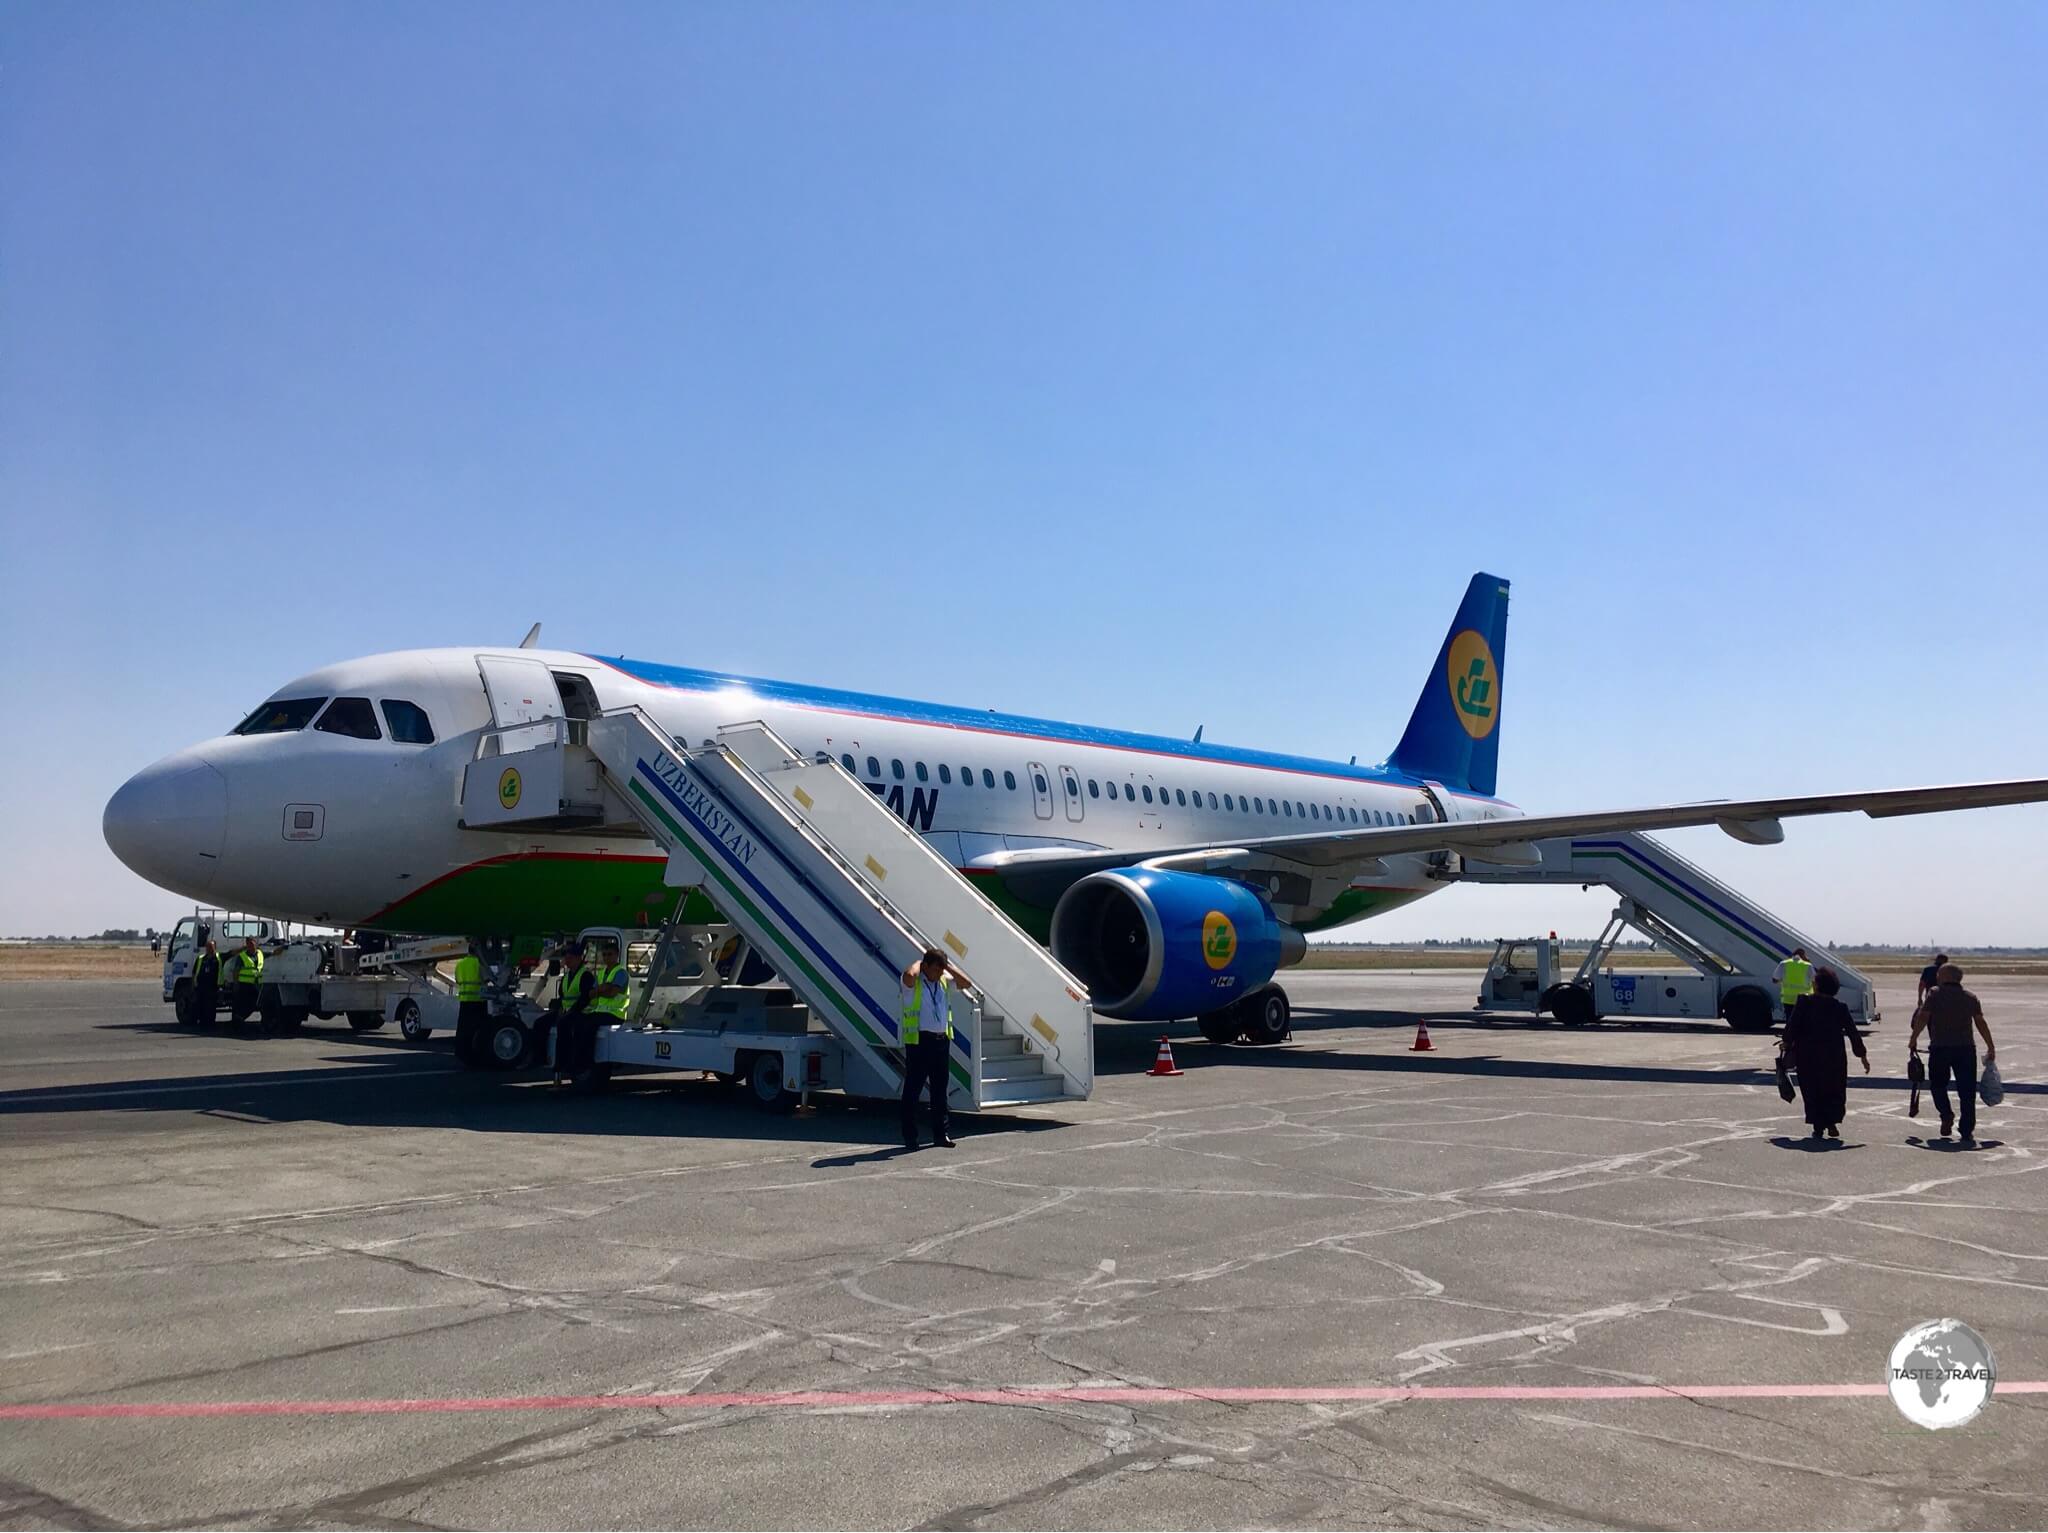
[564,939,629,1079]
[452,940,488,1066]
[186,937,220,1027]
[1773,946,1815,1025]
[551,940,597,1083]
[230,935,265,1034]
[1910,963,1997,1145]
[899,946,972,1150]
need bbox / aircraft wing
[972,776,2048,900]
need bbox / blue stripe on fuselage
[590,654,1509,802]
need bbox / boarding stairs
[462,710,1093,1108]
[1452,830,1878,1022]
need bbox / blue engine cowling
[1049,868,1303,1020]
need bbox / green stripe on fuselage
[365,853,714,936]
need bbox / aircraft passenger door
[477,656,565,753]
[1057,764,1085,823]
[1025,761,1055,821]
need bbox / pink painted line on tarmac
[5,1381,2046,1421]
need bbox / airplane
[104,572,2048,1041]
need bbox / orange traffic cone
[1148,1035,1184,1076]
[1411,1018,1435,1052]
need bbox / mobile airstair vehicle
[1456,831,1876,1031]
[457,708,1095,1112]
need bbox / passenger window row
[826,751,1421,828]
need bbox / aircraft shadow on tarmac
[5,1036,1070,1148]
[1098,1009,2044,1097]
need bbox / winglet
[518,623,542,649]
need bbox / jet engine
[1049,868,1305,1020]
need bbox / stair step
[978,1076,1070,1106]
[980,1031,1028,1058]
[980,1054,1050,1083]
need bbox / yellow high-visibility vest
[589,963,631,1019]
[236,948,264,986]
[559,964,591,1010]
[454,954,484,1002]
[901,974,953,1045]
[1779,957,1814,1004]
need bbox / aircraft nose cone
[103,753,228,896]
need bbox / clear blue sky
[4,2,2044,942]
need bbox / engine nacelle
[1049,868,1303,1020]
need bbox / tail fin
[1386,572,1510,798]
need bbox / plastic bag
[1980,1058,2005,1107]
[1775,1055,1796,1103]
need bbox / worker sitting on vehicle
[550,940,597,1085]
[590,940,632,1023]
[230,936,265,1034]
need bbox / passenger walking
[452,940,488,1066]
[186,937,220,1027]
[899,947,971,1150]
[1917,952,1950,1010]
[229,936,265,1033]
[1773,946,1815,1025]
[1779,966,1868,1140]
[1910,963,1997,1145]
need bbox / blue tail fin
[1386,573,1510,798]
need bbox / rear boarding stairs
[1453,830,1878,1029]
[461,708,1094,1110]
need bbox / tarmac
[2,970,2044,1531]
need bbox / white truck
[1474,897,1876,1032]
[161,909,458,1038]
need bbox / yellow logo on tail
[1445,629,1499,741]
[1203,911,1238,970]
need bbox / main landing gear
[1196,984,1292,1047]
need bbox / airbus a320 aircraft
[105,573,2046,1033]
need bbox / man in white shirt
[899,946,973,1150]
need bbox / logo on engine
[497,768,522,810]
[1202,911,1237,970]
[1446,628,1499,741]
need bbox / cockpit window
[232,697,328,735]
[380,699,436,745]
[313,697,382,740]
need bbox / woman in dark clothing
[1780,966,1869,1139]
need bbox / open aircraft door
[477,656,565,752]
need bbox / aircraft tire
[1545,985,1595,1028]
[1240,986,1291,1046]
[1721,986,1774,1033]
[485,1016,532,1070]
[1198,1010,1242,1045]
[745,1052,794,1112]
